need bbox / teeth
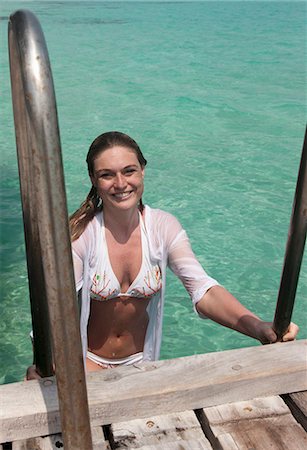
[113,192,131,199]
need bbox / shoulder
[144,205,184,244]
[72,211,103,256]
[145,205,181,228]
[79,212,102,238]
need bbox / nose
[114,173,127,189]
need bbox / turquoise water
[0,1,306,384]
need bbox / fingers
[26,365,42,380]
[255,321,277,344]
[259,321,299,344]
[265,327,278,344]
[282,322,299,342]
[261,328,277,345]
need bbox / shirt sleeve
[71,214,101,294]
[71,232,87,292]
[158,211,220,308]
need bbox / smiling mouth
[112,191,133,200]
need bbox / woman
[69,131,298,372]
[27,131,298,378]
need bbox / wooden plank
[215,434,239,450]
[11,427,109,450]
[91,426,110,450]
[288,391,307,416]
[12,434,63,449]
[1,340,306,442]
[281,391,307,431]
[133,442,211,450]
[110,410,212,449]
[200,396,307,450]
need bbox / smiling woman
[91,146,145,212]
[69,132,147,240]
[26,130,300,379]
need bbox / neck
[103,206,140,239]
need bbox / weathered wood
[200,396,307,450]
[132,442,211,449]
[214,434,239,450]
[288,391,307,416]
[281,391,307,431]
[10,427,109,450]
[1,340,306,443]
[110,410,212,449]
[12,434,63,449]
[91,426,110,450]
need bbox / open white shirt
[72,205,220,362]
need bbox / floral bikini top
[90,213,162,301]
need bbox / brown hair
[70,131,147,241]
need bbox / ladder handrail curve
[8,9,93,449]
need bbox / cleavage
[105,226,143,293]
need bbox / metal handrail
[8,9,93,449]
[273,128,307,339]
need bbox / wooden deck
[1,340,306,449]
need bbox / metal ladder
[8,9,93,449]
[7,6,306,449]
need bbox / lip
[111,190,134,200]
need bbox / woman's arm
[158,210,299,344]
[196,285,299,344]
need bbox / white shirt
[72,205,220,362]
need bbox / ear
[141,167,145,178]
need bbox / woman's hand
[25,364,55,380]
[25,365,42,380]
[197,287,300,345]
[255,321,299,344]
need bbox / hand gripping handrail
[8,10,93,448]
[273,128,307,339]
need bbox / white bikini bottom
[87,350,143,369]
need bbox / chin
[110,198,140,211]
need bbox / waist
[87,350,143,368]
[88,297,149,357]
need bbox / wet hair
[87,131,147,176]
[70,131,147,241]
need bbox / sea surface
[0,0,306,384]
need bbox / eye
[123,167,137,175]
[99,172,113,179]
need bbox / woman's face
[90,146,145,212]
